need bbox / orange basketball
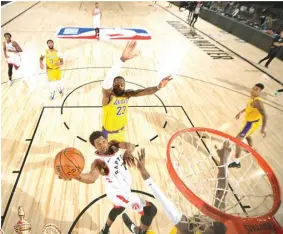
[54,148,85,180]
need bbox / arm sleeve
[102,58,124,90]
[144,177,182,225]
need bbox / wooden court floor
[1,2,283,233]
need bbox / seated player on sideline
[65,131,158,234]
[101,41,172,142]
[122,143,230,234]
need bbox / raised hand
[158,75,173,89]
[135,148,150,180]
[121,41,139,62]
[123,151,136,167]
[136,148,146,171]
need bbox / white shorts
[6,52,21,68]
[106,187,145,213]
[93,17,100,28]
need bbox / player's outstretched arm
[75,161,100,184]
[125,75,172,98]
[136,149,184,227]
[119,141,135,152]
[108,140,135,152]
[108,140,136,167]
[102,41,138,105]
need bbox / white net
[166,129,275,232]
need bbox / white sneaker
[8,80,12,86]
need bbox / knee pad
[108,207,125,222]
[141,202,157,226]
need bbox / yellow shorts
[102,127,125,142]
[239,119,261,138]
[47,68,61,82]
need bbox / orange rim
[166,127,281,225]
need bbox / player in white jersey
[3,33,23,85]
[93,2,102,38]
[73,131,157,234]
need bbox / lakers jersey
[102,96,129,131]
[44,49,61,69]
[95,149,132,191]
[245,97,263,122]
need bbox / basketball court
[1,1,283,233]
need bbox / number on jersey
[117,106,126,115]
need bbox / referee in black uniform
[258,31,283,68]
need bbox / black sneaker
[99,229,110,234]
[122,213,135,233]
[228,162,241,168]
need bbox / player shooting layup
[73,131,157,234]
[102,41,172,142]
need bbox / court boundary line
[1,1,40,27]
[1,105,251,228]
[1,107,45,226]
[158,3,283,85]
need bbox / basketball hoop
[166,127,282,234]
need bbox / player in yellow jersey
[229,83,267,168]
[102,41,172,142]
[122,143,230,234]
[39,39,64,100]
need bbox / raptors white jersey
[5,41,21,67]
[6,41,17,52]
[95,149,132,192]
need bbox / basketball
[54,148,85,180]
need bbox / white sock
[56,81,63,91]
[235,159,240,164]
[50,82,56,93]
